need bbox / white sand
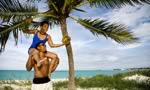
[0,80,32,90]
[0,79,67,90]
[0,79,111,90]
[52,78,68,82]
[123,74,150,83]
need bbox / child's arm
[47,35,65,48]
[23,18,37,34]
[23,29,37,34]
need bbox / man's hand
[62,35,71,45]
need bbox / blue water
[0,70,128,80]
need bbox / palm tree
[0,0,149,89]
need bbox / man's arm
[26,56,34,71]
[47,35,65,48]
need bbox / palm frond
[0,25,11,52]
[62,0,84,15]
[0,0,38,22]
[87,0,150,8]
[73,8,86,12]
[34,10,60,28]
[40,16,60,28]
[30,16,60,29]
[0,18,32,52]
[47,0,83,17]
[29,21,40,29]
[48,0,59,12]
[70,16,138,44]
[62,0,75,14]
[27,0,41,2]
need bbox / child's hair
[40,21,49,26]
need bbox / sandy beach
[0,74,149,90]
[123,74,150,83]
[0,79,113,90]
[0,79,68,90]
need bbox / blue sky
[0,2,150,70]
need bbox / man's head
[36,42,47,53]
[40,21,49,34]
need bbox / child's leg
[28,48,42,67]
[51,57,59,73]
[45,51,59,75]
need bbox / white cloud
[106,56,119,62]
[0,40,28,70]
[117,43,141,50]
[104,5,150,26]
[102,4,150,47]
[134,23,150,43]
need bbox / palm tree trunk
[60,17,76,90]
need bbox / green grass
[54,69,150,90]
[0,69,149,90]
[4,86,13,90]
[0,80,32,86]
[53,81,68,90]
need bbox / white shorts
[31,81,53,90]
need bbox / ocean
[0,70,128,80]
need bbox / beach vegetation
[54,69,150,90]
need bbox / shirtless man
[26,42,55,90]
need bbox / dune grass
[53,69,150,90]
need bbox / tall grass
[54,69,150,90]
